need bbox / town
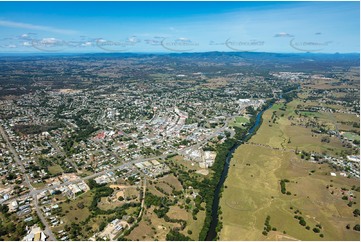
[0,52,359,241]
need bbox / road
[178,116,234,156]
[1,124,166,240]
[0,111,235,240]
[115,177,147,240]
[49,140,79,171]
[138,177,147,219]
[0,125,33,190]
[34,195,56,241]
[0,124,56,240]
[31,153,169,196]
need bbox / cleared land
[229,116,249,128]
[125,156,207,240]
[220,99,360,241]
[48,164,63,175]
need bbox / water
[205,104,272,241]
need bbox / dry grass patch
[158,174,183,191]
[220,99,359,241]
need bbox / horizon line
[0,50,359,56]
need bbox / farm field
[251,98,357,157]
[219,98,360,241]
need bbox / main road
[0,125,33,190]
[0,124,56,241]
[0,112,235,241]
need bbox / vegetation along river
[205,102,273,240]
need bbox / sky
[0,1,359,53]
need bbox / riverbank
[201,100,274,241]
[218,98,360,241]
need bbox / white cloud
[22,41,32,47]
[274,32,294,38]
[19,33,37,40]
[96,38,107,43]
[81,41,92,47]
[40,37,59,44]
[177,37,189,41]
[0,20,77,35]
[128,36,139,43]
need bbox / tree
[299,219,306,226]
[88,179,99,189]
[6,173,16,180]
[353,209,360,217]
[353,224,360,231]
[53,190,62,195]
[0,204,9,214]
[77,202,84,209]
[313,228,320,233]
[127,217,135,224]
[280,180,286,194]
[15,222,26,238]
[99,221,107,231]
[166,230,191,241]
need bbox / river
[205,103,273,241]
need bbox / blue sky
[0,1,359,53]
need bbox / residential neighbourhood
[0,53,359,240]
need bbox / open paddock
[220,99,360,241]
[158,174,183,191]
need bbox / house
[9,200,18,212]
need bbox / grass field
[219,99,360,241]
[342,132,360,141]
[59,191,93,224]
[98,196,125,210]
[125,160,206,241]
[182,204,206,240]
[168,155,198,170]
[154,182,173,195]
[48,164,63,175]
[31,181,46,189]
[124,187,140,200]
[251,99,355,157]
[158,174,183,191]
[148,183,167,197]
[54,186,140,240]
[229,116,249,128]
[125,206,182,241]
